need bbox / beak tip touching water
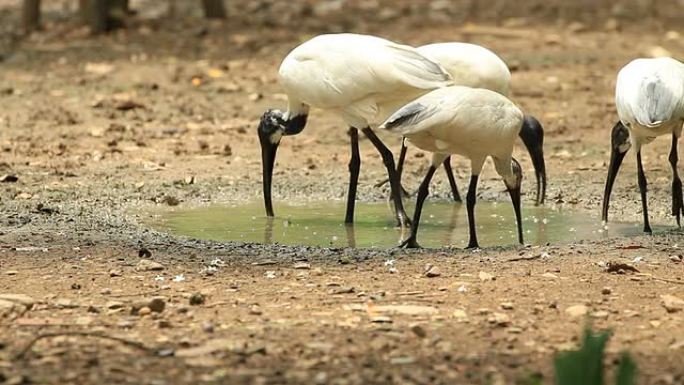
[258,119,281,218]
[260,139,279,218]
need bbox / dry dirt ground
[1,5,684,385]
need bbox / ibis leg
[466,174,480,249]
[380,138,410,198]
[400,165,438,248]
[636,151,652,233]
[263,217,274,244]
[361,128,410,227]
[345,224,356,248]
[442,156,462,202]
[345,127,361,224]
[669,133,683,227]
[396,138,408,181]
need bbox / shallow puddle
[147,200,651,248]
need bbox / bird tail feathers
[634,77,675,128]
[381,102,437,134]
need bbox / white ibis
[602,57,684,233]
[380,86,525,248]
[393,43,546,205]
[258,33,453,227]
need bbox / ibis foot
[672,177,683,227]
[465,240,480,249]
[399,236,420,249]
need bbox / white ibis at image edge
[603,57,684,233]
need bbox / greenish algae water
[147,200,649,248]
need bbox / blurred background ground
[1,1,684,385]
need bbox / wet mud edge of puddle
[144,200,652,248]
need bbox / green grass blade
[615,352,637,385]
[554,327,611,385]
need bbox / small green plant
[554,327,637,385]
[519,326,637,385]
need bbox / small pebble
[371,316,393,323]
[189,293,205,306]
[424,265,441,278]
[293,262,311,270]
[201,321,215,333]
[249,305,263,315]
[410,324,427,338]
[136,259,164,272]
[148,297,166,313]
[158,320,172,328]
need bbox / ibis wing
[634,78,677,127]
[618,76,677,127]
[381,98,449,136]
[417,42,511,96]
[383,43,453,90]
[322,40,452,98]
[381,86,523,138]
[279,34,451,118]
[616,58,684,127]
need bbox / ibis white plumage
[602,57,684,232]
[258,33,453,227]
[392,42,547,205]
[380,86,525,248]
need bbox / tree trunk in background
[111,0,129,13]
[22,0,41,33]
[78,0,130,34]
[78,0,88,23]
[88,0,109,34]
[167,0,177,18]
[202,0,227,19]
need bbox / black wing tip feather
[383,103,427,131]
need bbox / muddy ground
[1,2,684,385]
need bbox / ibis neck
[519,115,546,204]
[283,114,308,136]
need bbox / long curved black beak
[508,185,523,245]
[258,125,280,218]
[508,159,524,245]
[519,115,546,205]
[257,111,307,218]
[602,121,630,223]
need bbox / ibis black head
[519,115,546,205]
[258,109,285,146]
[610,121,631,155]
[601,121,631,223]
[258,109,309,218]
